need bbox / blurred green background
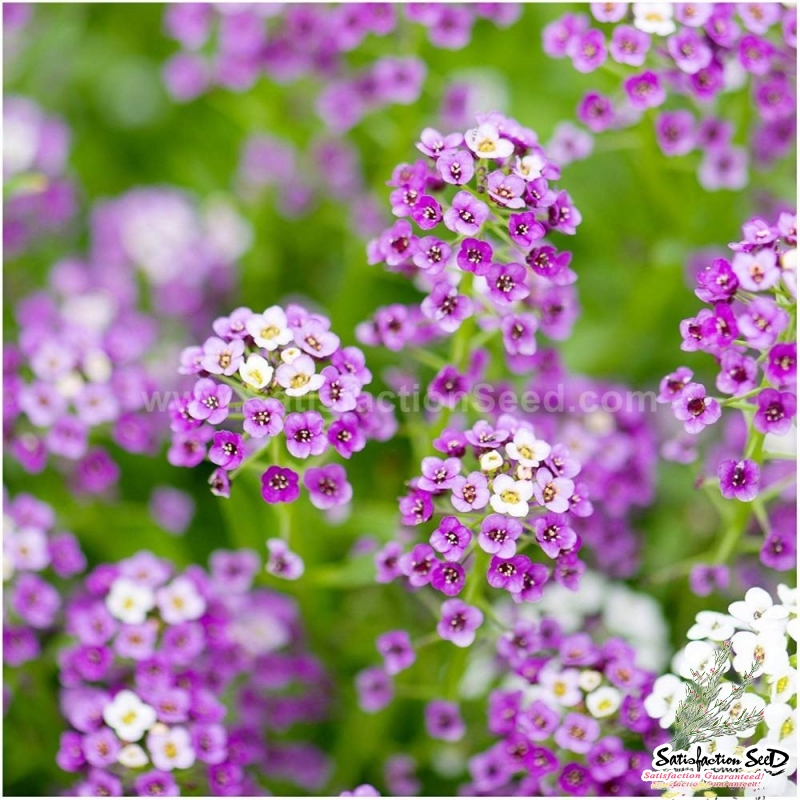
[3,3,795,795]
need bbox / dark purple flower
[327,413,366,459]
[261,466,300,504]
[534,513,578,558]
[410,195,443,230]
[209,431,245,471]
[671,382,721,433]
[753,388,796,435]
[716,350,758,395]
[487,554,531,594]
[376,630,415,675]
[304,464,353,509]
[765,343,797,388]
[134,770,179,797]
[431,561,466,596]
[437,599,483,647]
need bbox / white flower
[103,690,157,742]
[238,353,274,389]
[512,153,546,181]
[764,704,796,751]
[538,664,582,707]
[716,683,765,738]
[505,429,551,468]
[245,306,292,351]
[632,2,676,35]
[586,686,621,718]
[767,667,797,704]
[728,587,788,633]
[489,474,533,517]
[55,371,85,400]
[6,528,50,572]
[578,670,602,693]
[464,122,514,159]
[479,451,504,472]
[687,611,737,642]
[106,578,155,624]
[156,576,206,625]
[228,611,290,657]
[745,775,796,797]
[275,354,324,397]
[777,584,797,615]
[788,617,799,642]
[147,725,196,772]
[280,346,302,364]
[731,629,790,678]
[644,674,685,728]
[118,743,149,768]
[673,640,722,680]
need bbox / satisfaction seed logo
[641,640,792,795]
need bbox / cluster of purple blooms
[659,209,796,574]
[544,3,797,189]
[3,259,167,492]
[359,112,582,388]
[55,549,330,796]
[4,95,76,257]
[3,490,86,683]
[237,134,385,238]
[355,592,666,797]
[382,414,588,608]
[170,303,396,512]
[162,3,520,131]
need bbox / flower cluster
[162,4,520,128]
[544,3,797,188]
[658,209,796,573]
[55,549,331,796]
[3,490,86,687]
[171,303,395,509]
[359,112,582,385]
[645,585,797,797]
[355,572,669,796]
[4,95,76,257]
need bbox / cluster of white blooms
[645,585,797,798]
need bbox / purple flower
[689,563,730,596]
[515,562,549,603]
[486,170,526,209]
[420,282,474,333]
[519,699,560,741]
[201,337,245,376]
[543,13,589,58]
[760,509,796,571]
[508,212,546,249]
[437,599,483,647]
[417,456,462,493]
[624,71,665,110]
[443,191,489,236]
[568,28,607,73]
[134,770,179,797]
[717,459,761,501]
[436,149,475,186]
[765,343,797,388]
[739,34,775,75]
[716,350,758,395]
[487,554,531,594]
[242,397,285,439]
[431,561,466,596]
[413,236,451,274]
[355,667,393,713]
[732,248,780,292]
[399,487,434,526]
[261,466,300,504]
[533,467,574,513]
[399,543,437,587]
[577,92,614,133]
[12,573,60,628]
[425,700,465,741]
[46,415,88,460]
[478,514,522,558]
[265,538,304,580]
[428,366,470,408]
[553,553,586,590]
[655,110,696,156]
[456,238,492,275]
[485,262,530,305]
[295,320,340,359]
[534,513,578,558]
[430,516,472,561]
[555,712,600,754]
[667,27,712,73]
[450,471,490,513]
[671,382,722,433]
[304,464,353,509]
[738,297,789,349]
[376,630,415,675]
[284,411,328,459]
[417,127,463,158]
[698,146,748,191]
[753,388,796,435]
[558,762,597,795]
[657,367,694,403]
[375,542,403,584]
[209,431,245,471]
[610,24,650,65]
[327,413,366,459]
[410,195,443,230]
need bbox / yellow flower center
[501,490,520,504]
